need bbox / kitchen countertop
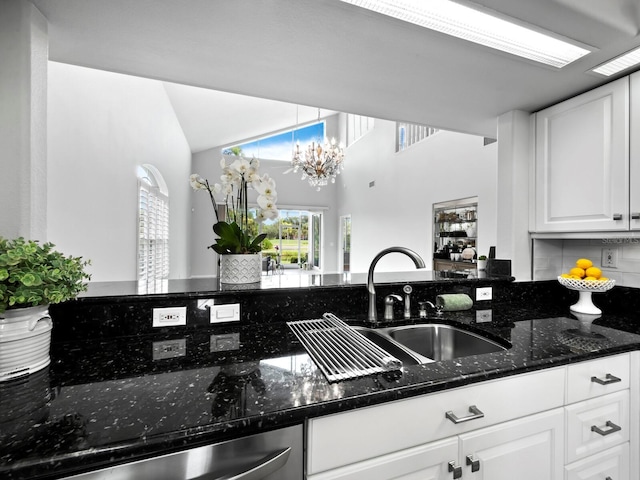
[2,280,640,479]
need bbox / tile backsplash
[533,238,640,288]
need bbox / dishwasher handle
[193,447,291,480]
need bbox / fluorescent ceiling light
[592,46,640,76]
[340,0,591,68]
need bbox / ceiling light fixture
[290,109,345,191]
[339,0,591,68]
[592,45,640,76]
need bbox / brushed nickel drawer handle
[591,420,621,436]
[632,212,640,220]
[446,405,484,424]
[613,213,623,220]
[591,373,622,385]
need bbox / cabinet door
[629,72,640,230]
[306,437,458,480]
[534,77,629,232]
[459,408,564,480]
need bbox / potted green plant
[477,255,488,270]
[0,237,91,381]
[190,153,278,284]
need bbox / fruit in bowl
[561,258,609,282]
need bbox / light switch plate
[210,303,240,324]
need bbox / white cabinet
[564,354,632,480]
[628,72,640,230]
[306,368,565,475]
[533,77,630,232]
[306,353,638,480]
[309,410,564,480]
[459,409,564,480]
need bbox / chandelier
[290,137,345,191]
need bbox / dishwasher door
[62,424,303,480]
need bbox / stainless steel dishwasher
[62,424,303,480]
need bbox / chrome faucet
[367,247,426,323]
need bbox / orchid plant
[190,155,278,254]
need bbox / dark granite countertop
[2,279,640,479]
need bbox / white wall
[534,238,640,288]
[47,62,191,282]
[190,149,340,277]
[337,120,498,273]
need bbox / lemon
[599,277,609,282]
[569,274,582,279]
[560,273,571,278]
[585,266,602,279]
[576,258,593,269]
[569,267,586,278]
[584,276,598,281]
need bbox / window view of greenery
[249,208,318,268]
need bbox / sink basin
[386,324,507,361]
[355,324,507,364]
[354,328,425,365]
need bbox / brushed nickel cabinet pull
[448,461,462,479]
[591,373,622,385]
[632,212,640,220]
[613,213,623,220]
[591,420,621,436]
[466,455,480,472]
[446,405,484,424]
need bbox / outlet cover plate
[476,287,493,301]
[152,306,187,327]
[601,248,618,268]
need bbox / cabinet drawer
[565,443,629,480]
[566,390,629,463]
[566,353,629,404]
[307,367,565,475]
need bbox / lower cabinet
[307,353,638,480]
[308,408,564,480]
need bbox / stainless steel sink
[355,324,507,364]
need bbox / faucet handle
[384,294,403,321]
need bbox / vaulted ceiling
[32,0,640,152]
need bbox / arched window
[137,165,169,292]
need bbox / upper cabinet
[533,77,630,232]
[629,73,640,230]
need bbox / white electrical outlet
[210,303,240,324]
[152,306,187,327]
[601,248,618,268]
[476,287,493,301]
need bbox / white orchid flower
[260,207,279,220]
[230,158,251,177]
[189,174,207,190]
[212,183,223,195]
[257,195,277,212]
[254,177,277,199]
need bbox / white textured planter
[0,305,52,382]
[219,254,262,284]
